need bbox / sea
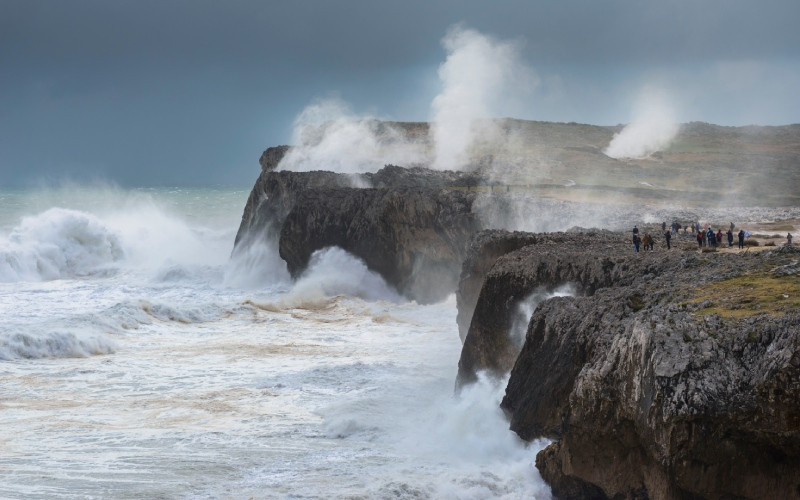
[0,186,552,499]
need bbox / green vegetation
[691,273,800,318]
[629,293,646,312]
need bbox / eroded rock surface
[491,244,800,499]
[456,231,644,386]
[456,230,540,342]
[234,158,486,303]
[279,186,479,303]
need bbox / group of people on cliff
[631,221,793,253]
[692,224,743,249]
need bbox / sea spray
[277,97,428,174]
[289,247,404,304]
[1,187,552,498]
[604,86,680,159]
[0,208,124,282]
[509,284,577,349]
[431,25,536,172]
[224,233,291,289]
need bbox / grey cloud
[1,0,798,187]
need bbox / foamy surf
[0,208,124,282]
[0,329,117,360]
[0,187,551,499]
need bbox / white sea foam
[0,329,116,360]
[510,284,577,349]
[0,192,237,283]
[0,208,124,282]
[0,187,551,498]
[287,246,403,304]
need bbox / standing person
[632,225,639,243]
[633,234,641,253]
[717,229,723,246]
[738,229,745,249]
[697,231,703,248]
[788,233,793,246]
[664,230,672,250]
[709,229,717,249]
[727,229,734,247]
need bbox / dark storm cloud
[1,0,798,187]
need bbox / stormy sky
[2,0,799,187]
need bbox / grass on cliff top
[691,272,800,318]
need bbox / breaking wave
[0,329,116,360]
[0,208,124,282]
[289,247,404,304]
[0,197,236,283]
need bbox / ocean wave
[0,192,240,284]
[290,247,404,303]
[0,208,124,282]
[97,299,226,330]
[0,329,116,360]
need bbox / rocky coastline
[461,231,800,499]
[234,146,485,303]
[235,141,800,499]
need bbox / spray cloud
[430,26,536,171]
[604,86,680,159]
[277,26,536,175]
[278,97,427,174]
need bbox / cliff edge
[458,230,800,498]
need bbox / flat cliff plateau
[458,230,800,499]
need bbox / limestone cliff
[458,230,800,498]
[234,148,485,303]
[456,230,540,343]
[279,186,479,303]
[456,231,644,386]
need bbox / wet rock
[456,230,540,342]
[279,186,479,304]
[456,231,640,387]
[486,244,800,499]
[234,164,486,303]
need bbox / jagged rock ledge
[457,230,800,498]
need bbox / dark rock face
[456,232,639,386]
[233,168,351,249]
[492,245,800,499]
[456,230,540,343]
[234,161,485,303]
[279,186,479,303]
[363,164,482,189]
[258,145,292,173]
